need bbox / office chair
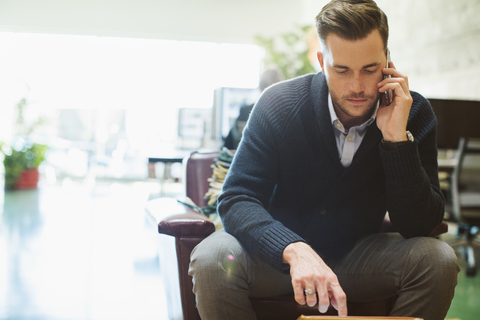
[442,137,480,276]
[430,98,480,277]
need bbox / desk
[438,149,459,174]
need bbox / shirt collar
[327,93,378,130]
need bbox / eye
[335,69,349,74]
[364,69,376,74]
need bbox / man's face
[318,29,386,128]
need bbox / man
[189,1,459,319]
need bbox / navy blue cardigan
[218,72,444,272]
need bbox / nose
[350,73,364,94]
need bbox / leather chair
[146,150,448,320]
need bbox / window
[0,32,262,179]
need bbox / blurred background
[0,0,478,183]
[0,0,479,319]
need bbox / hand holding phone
[383,49,393,106]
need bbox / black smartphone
[384,49,393,106]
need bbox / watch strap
[381,131,414,151]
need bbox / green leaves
[255,25,317,80]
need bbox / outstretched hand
[376,61,413,142]
[282,242,347,316]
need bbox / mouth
[346,98,368,106]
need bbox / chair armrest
[159,212,215,238]
[145,197,215,238]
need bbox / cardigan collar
[310,72,383,171]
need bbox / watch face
[406,131,414,142]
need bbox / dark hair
[316,0,388,49]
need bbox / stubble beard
[331,91,380,120]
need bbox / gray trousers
[189,230,459,320]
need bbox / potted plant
[1,98,48,189]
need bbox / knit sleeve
[379,92,445,238]
[217,82,307,272]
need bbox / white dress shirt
[328,94,379,167]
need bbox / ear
[317,51,325,73]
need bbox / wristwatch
[381,131,414,150]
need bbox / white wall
[0,0,478,100]
[378,0,480,100]
[0,0,305,44]
[303,0,480,100]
